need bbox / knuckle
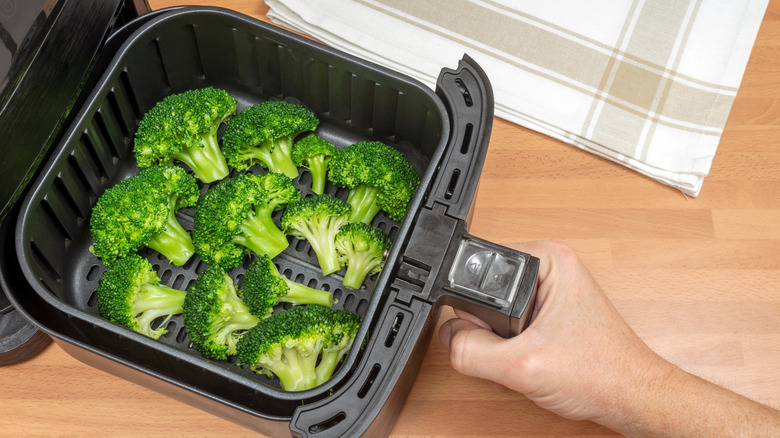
[545,240,581,265]
[546,239,575,257]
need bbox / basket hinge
[392,202,458,306]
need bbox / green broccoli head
[236,305,361,391]
[291,134,337,195]
[90,165,200,266]
[327,141,420,224]
[280,194,351,276]
[335,222,392,289]
[222,100,319,177]
[182,265,260,360]
[251,171,302,213]
[241,254,335,318]
[193,173,298,269]
[96,254,186,339]
[133,86,236,183]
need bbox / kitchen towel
[265,0,769,196]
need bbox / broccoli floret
[315,307,361,386]
[327,141,420,224]
[96,254,186,339]
[90,165,200,266]
[280,194,351,276]
[335,222,392,289]
[252,171,302,214]
[193,173,300,269]
[291,134,337,195]
[183,265,260,360]
[133,87,236,183]
[236,305,361,391]
[222,100,319,178]
[241,254,335,318]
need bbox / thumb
[439,317,512,384]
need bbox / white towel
[266,0,768,196]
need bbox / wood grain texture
[1,1,778,437]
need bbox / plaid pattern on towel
[267,0,769,196]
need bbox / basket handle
[397,205,539,338]
[414,55,539,337]
[439,217,539,337]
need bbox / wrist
[597,355,780,437]
[590,351,682,437]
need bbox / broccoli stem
[271,355,304,391]
[346,184,382,224]
[146,211,195,266]
[238,147,274,171]
[234,141,297,178]
[220,316,262,357]
[273,347,317,391]
[305,222,342,276]
[304,156,329,195]
[299,348,320,390]
[224,310,262,331]
[282,280,336,307]
[172,133,230,183]
[269,138,300,179]
[233,211,289,258]
[212,325,239,358]
[134,283,187,337]
[208,292,261,359]
[315,349,347,386]
[342,254,382,289]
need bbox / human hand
[437,240,674,428]
[439,240,780,436]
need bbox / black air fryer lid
[0,0,137,364]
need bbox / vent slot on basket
[52,176,85,222]
[308,412,347,435]
[65,154,97,208]
[107,89,132,139]
[445,169,461,200]
[384,312,404,347]
[39,200,72,243]
[152,38,172,90]
[455,78,473,107]
[29,241,62,286]
[358,363,382,399]
[93,109,122,159]
[117,70,142,129]
[80,129,109,182]
[460,122,473,154]
[252,37,283,97]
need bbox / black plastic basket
[1,7,538,437]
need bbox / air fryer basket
[4,6,538,437]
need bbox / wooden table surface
[2,1,778,436]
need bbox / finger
[439,318,514,384]
[452,308,492,330]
